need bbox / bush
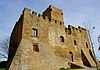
[0,68,5,70]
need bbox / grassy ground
[59,68,82,70]
[60,68,100,70]
[0,68,5,70]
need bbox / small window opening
[74,40,77,45]
[60,36,64,42]
[79,30,81,32]
[49,19,51,21]
[55,20,57,23]
[61,13,63,15]
[33,43,39,52]
[50,9,52,11]
[32,28,38,37]
[60,22,62,25]
[86,42,88,48]
[72,27,74,29]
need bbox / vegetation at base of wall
[0,68,5,70]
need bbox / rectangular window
[33,43,39,52]
[32,28,38,37]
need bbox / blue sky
[0,0,100,60]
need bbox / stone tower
[7,5,100,70]
[43,5,64,22]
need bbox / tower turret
[43,5,64,23]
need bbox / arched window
[69,51,73,62]
[60,36,64,42]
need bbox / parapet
[49,5,62,12]
[22,7,38,16]
[23,8,31,14]
[38,14,43,17]
[22,7,50,22]
[23,8,31,11]
[43,5,62,14]
[78,26,87,33]
[78,26,86,30]
[68,25,77,30]
[43,5,64,24]
[22,6,87,35]
[32,11,37,16]
[65,25,87,35]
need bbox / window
[86,42,88,48]
[32,28,38,37]
[60,36,64,42]
[61,13,63,15]
[55,20,57,23]
[69,52,73,62]
[72,27,74,29]
[50,9,52,11]
[79,30,81,32]
[49,19,51,21]
[60,22,62,25]
[33,43,39,52]
[74,40,77,45]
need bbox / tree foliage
[0,37,9,59]
[83,21,95,49]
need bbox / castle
[7,5,100,70]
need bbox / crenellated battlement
[78,26,86,31]
[43,5,64,24]
[22,7,50,22]
[32,11,37,16]
[22,7,88,37]
[43,5,62,14]
[65,25,87,35]
[22,7,64,25]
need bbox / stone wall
[7,14,24,69]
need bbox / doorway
[69,51,73,62]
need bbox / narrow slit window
[74,40,77,45]
[86,42,88,48]
[32,28,38,37]
[60,36,64,42]
[60,22,62,25]
[55,20,57,23]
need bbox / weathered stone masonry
[7,5,100,70]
